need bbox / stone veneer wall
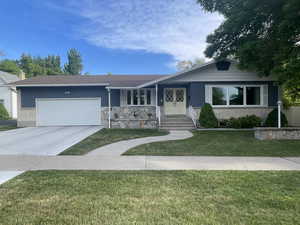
[101,106,157,129]
[193,107,274,121]
[255,127,300,140]
[17,106,157,128]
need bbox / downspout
[107,87,111,128]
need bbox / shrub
[0,104,10,120]
[264,108,288,127]
[239,115,262,128]
[219,119,229,128]
[199,103,218,128]
[220,115,262,128]
[227,117,242,129]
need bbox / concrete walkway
[87,130,193,156]
[0,155,299,171]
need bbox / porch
[107,83,198,129]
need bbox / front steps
[159,115,196,130]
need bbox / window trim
[208,85,265,108]
[123,88,154,106]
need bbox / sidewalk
[0,155,299,171]
[87,130,193,156]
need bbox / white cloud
[49,0,223,64]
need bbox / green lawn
[0,171,299,225]
[60,128,168,155]
[124,131,300,156]
[0,125,17,131]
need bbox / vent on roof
[216,61,231,71]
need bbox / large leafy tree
[63,48,83,75]
[197,0,300,100]
[0,59,21,75]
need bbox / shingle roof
[0,71,20,84]
[9,74,168,87]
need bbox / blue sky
[0,0,222,75]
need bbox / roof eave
[13,83,110,87]
[137,60,220,88]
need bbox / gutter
[12,83,110,87]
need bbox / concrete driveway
[0,126,102,155]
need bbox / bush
[0,104,10,120]
[220,115,262,128]
[227,117,242,129]
[240,115,262,128]
[264,108,288,127]
[199,103,218,128]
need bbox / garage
[36,98,101,126]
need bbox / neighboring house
[0,71,20,119]
[10,60,279,128]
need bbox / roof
[10,74,168,88]
[138,59,234,88]
[0,71,20,84]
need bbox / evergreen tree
[63,48,83,75]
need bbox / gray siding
[268,85,278,107]
[189,82,205,107]
[19,86,120,107]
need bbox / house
[0,71,20,119]
[10,60,279,128]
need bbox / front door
[164,88,186,115]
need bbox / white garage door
[36,98,101,126]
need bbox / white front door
[36,98,101,126]
[164,88,186,115]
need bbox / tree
[197,0,300,99]
[176,58,205,71]
[18,53,63,77]
[0,59,21,75]
[63,48,83,75]
[19,54,34,77]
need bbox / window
[146,90,151,105]
[210,85,264,107]
[0,99,4,105]
[124,89,153,106]
[246,87,261,105]
[133,90,138,105]
[140,89,145,105]
[212,87,227,105]
[229,87,244,105]
[127,91,131,105]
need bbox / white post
[108,88,111,128]
[277,100,282,129]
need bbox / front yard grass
[0,125,17,131]
[60,128,168,155]
[0,171,299,225]
[124,131,300,156]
